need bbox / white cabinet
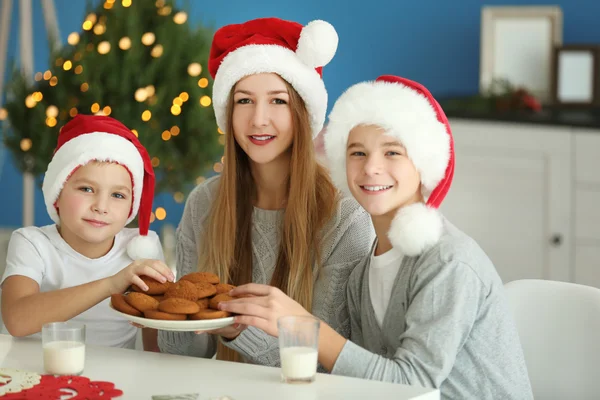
[573,131,600,288]
[441,119,600,287]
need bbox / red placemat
[1,374,123,399]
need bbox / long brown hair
[199,76,339,361]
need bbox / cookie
[130,276,170,295]
[214,283,235,295]
[144,309,187,321]
[195,281,217,299]
[164,280,199,301]
[188,309,231,320]
[209,293,236,310]
[180,272,220,285]
[111,294,142,317]
[125,292,160,312]
[196,298,209,310]
[151,295,165,302]
[158,298,200,314]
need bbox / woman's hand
[218,283,312,337]
[200,323,247,339]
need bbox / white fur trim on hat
[212,44,328,138]
[127,234,161,260]
[296,20,338,68]
[42,132,144,224]
[324,80,450,198]
[388,202,443,256]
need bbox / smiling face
[346,124,423,221]
[231,73,294,167]
[55,161,133,257]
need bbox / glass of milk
[42,322,86,376]
[277,316,320,384]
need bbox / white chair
[504,279,600,400]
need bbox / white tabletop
[0,334,439,399]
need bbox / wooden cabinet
[441,119,599,288]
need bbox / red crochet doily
[1,375,123,399]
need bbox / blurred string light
[94,23,106,35]
[200,96,211,107]
[68,32,80,45]
[119,37,132,50]
[151,44,163,58]
[173,12,187,24]
[142,32,155,46]
[173,192,184,203]
[187,63,201,77]
[158,6,172,16]
[98,41,111,54]
[20,139,32,151]
[45,105,58,118]
[155,207,166,220]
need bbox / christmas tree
[1,0,224,199]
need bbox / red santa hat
[324,75,455,256]
[208,17,338,137]
[42,114,159,260]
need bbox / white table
[0,334,439,399]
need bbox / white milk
[43,341,85,375]
[280,346,318,380]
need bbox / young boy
[1,114,174,350]
[221,76,534,399]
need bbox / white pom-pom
[387,203,443,257]
[296,20,338,68]
[127,234,162,260]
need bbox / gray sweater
[332,219,533,400]
[158,176,375,365]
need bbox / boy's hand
[109,259,175,295]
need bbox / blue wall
[1,0,600,231]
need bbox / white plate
[109,304,234,332]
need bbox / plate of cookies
[110,272,237,332]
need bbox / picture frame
[551,45,600,107]
[480,6,563,103]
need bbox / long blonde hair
[199,77,339,361]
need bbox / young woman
[157,17,374,365]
